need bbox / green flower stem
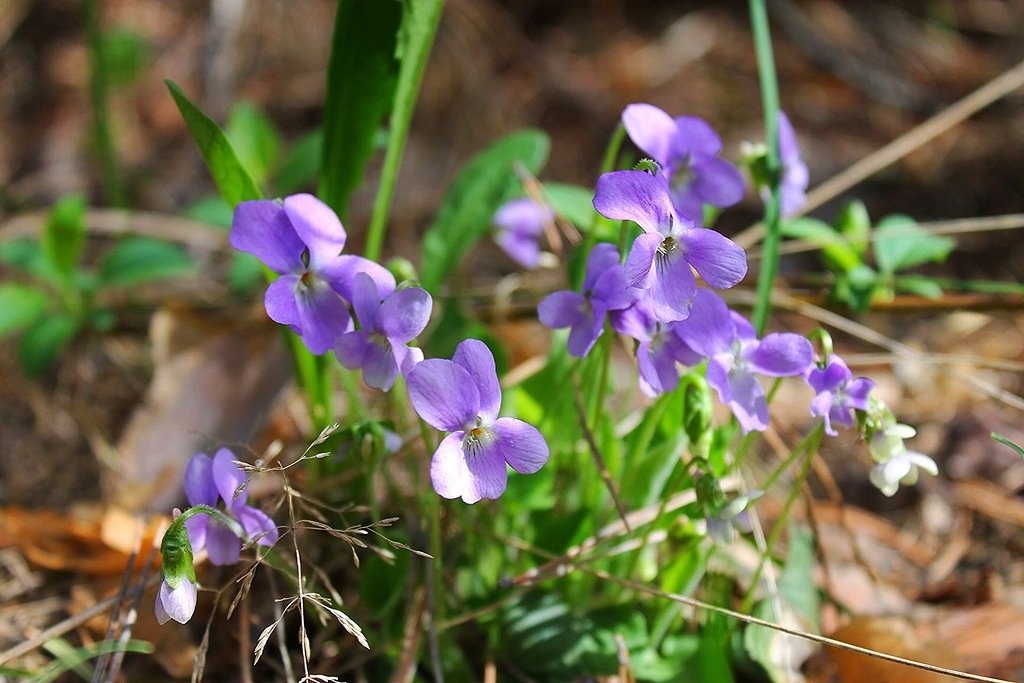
[83,0,125,206]
[740,423,823,615]
[365,0,445,262]
[584,123,627,255]
[749,0,782,335]
[166,504,246,547]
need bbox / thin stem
[749,0,782,334]
[740,424,823,614]
[584,123,627,254]
[83,0,125,206]
[365,0,444,261]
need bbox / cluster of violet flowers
[230,193,550,504]
[156,449,279,624]
[501,103,935,497]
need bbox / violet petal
[593,171,673,235]
[681,228,748,289]
[282,194,346,268]
[622,103,676,163]
[429,432,471,500]
[452,339,502,423]
[230,200,303,274]
[746,333,813,377]
[184,453,217,507]
[407,360,480,432]
[378,287,432,343]
[493,417,549,474]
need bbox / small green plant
[0,195,193,375]
[782,199,956,311]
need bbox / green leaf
[165,80,262,207]
[834,199,871,257]
[318,0,401,218]
[363,0,445,261]
[992,432,1024,460]
[19,314,79,376]
[225,102,281,187]
[184,196,234,229]
[42,194,87,280]
[31,639,153,683]
[0,284,51,337]
[99,28,149,87]
[873,214,955,274]
[543,182,595,229]
[894,274,943,299]
[419,129,550,292]
[98,236,193,287]
[277,129,323,195]
[777,526,820,630]
[781,217,861,273]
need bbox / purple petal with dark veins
[624,232,661,289]
[650,249,696,322]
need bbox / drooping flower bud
[155,518,198,625]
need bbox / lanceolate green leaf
[19,313,79,376]
[419,129,550,292]
[365,0,445,261]
[318,0,402,219]
[42,194,87,280]
[0,284,51,337]
[97,236,194,287]
[166,80,262,208]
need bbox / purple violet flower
[230,194,394,354]
[806,356,874,436]
[621,103,746,223]
[183,449,279,566]
[334,273,431,391]
[774,112,809,218]
[155,573,197,625]
[593,170,747,322]
[674,290,813,433]
[538,243,634,357]
[407,339,550,503]
[611,297,701,397]
[493,198,552,269]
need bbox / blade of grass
[749,0,782,334]
[319,1,402,219]
[365,0,445,261]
